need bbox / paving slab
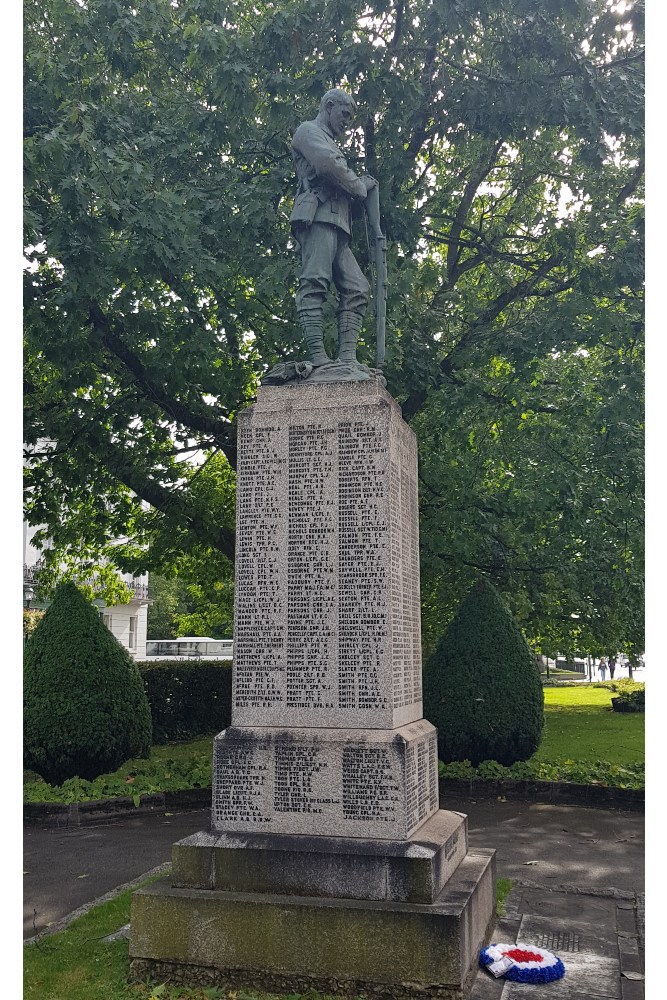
[470,885,643,1000]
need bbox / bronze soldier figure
[290,89,378,369]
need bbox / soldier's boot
[337,310,363,363]
[299,311,332,367]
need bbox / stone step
[173,808,469,904]
[130,849,497,1000]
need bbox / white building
[23,521,150,659]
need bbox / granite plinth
[129,849,496,1000]
[211,720,439,839]
[233,380,422,731]
[173,809,468,904]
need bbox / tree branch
[87,303,238,467]
[401,254,566,421]
[404,44,438,161]
[616,159,644,206]
[447,140,504,285]
[428,550,559,574]
[96,438,236,562]
[390,1,404,48]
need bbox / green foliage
[139,660,232,743]
[24,0,643,653]
[594,678,644,694]
[29,555,137,609]
[423,579,544,765]
[146,575,183,640]
[23,737,213,804]
[496,878,513,918]
[611,688,644,712]
[23,608,45,637]
[438,757,644,790]
[23,582,152,784]
[147,559,234,641]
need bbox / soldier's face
[328,101,354,137]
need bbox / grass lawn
[534,685,644,766]
[24,878,513,1000]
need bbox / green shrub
[139,660,232,743]
[423,579,544,765]
[611,688,645,713]
[24,582,152,785]
[611,679,644,694]
[593,679,644,693]
[23,608,45,637]
[438,757,644,790]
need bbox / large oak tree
[24,0,644,652]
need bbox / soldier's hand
[361,175,378,193]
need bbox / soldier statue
[263,88,386,385]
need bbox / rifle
[364,182,387,370]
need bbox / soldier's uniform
[290,118,370,364]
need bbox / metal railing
[22,563,149,601]
[23,560,45,584]
[128,580,150,600]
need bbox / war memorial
[129,89,496,999]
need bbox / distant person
[608,656,617,680]
[598,657,607,681]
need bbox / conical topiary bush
[24,582,152,785]
[422,579,544,766]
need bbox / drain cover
[535,931,580,952]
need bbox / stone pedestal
[232,380,423,733]
[212,721,439,839]
[172,809,469,903]
[130,850,496,1000]
[130,380,495,998]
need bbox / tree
[24,582,152,784]
[417,340,644,657]
[422,579,544,765]
[24,0,644,649]
[146,575,183,640]
[147,562,234,640]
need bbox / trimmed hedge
[24,582,152,785]
[139,660,232,743]
[423,579,544,766]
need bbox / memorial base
[129,849,496,1000]
[212,721,440,840]
[172,809,469,904]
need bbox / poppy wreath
[480,943,566,983]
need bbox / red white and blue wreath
[480,943,566,983]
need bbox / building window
[129,616,138,650]
[103,613,113,630]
